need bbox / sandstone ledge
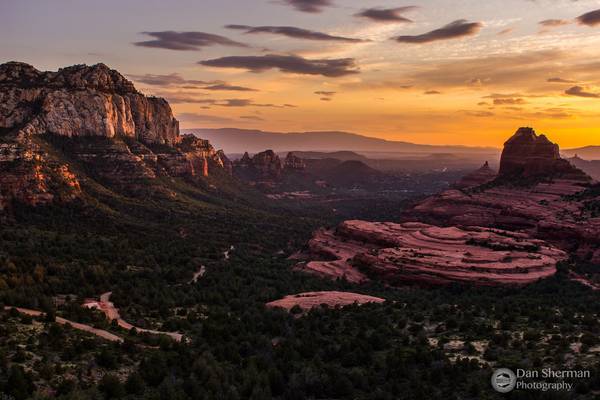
[297,220,566,286]
[266,291,385,311]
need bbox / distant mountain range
[183,128,499,156]
[563,146,600,160]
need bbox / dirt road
[4,306,123,342]
[93,293,183,342]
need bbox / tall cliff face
[0,62,178,145]
[0,62,229,210]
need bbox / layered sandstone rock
[408,128,600,262]
[267,291,385,311]
[249,150,283,178]
[233,150,307,187]
[499,127,586,179]
[0,135,81,210]
[284,152,306,171]
[0,62,178,145]
[297,221,566,286]
[0,62,230,208]
[298,128,599,286]
[217,150,233,175]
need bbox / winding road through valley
[5,292,184,343]
[3,306,124,342]
[90,292,183,342]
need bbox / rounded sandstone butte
[298,220,566,286]
[266,291,385,311]
[499,127,589,179]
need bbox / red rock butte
[297,127,598,286]
[499,127,588,179]
[409,127,599,263]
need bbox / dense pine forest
[1,165,599,400]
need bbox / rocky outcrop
[407,128,600,263]
[234,150,307,178]
[266,291,385,311]
[454,161,496,189]
[297,221,565,286]
[233,150,283,186]
[251,150,282,178]
[284,152,306,171]
[217,150,233,175]
[0,135,81,210]
[499,127,587,179]
[0,62,230,208]
[0,62,178,145]
[297,127,600,287]
[568,155,600,180]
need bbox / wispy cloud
[538,18,571,33]
[219,99,296,108]
[199,54,359,77]
[177,113,238,124]
[577,9,600,27]
[565,85,600,98]
[240,115,265,121]
[128,73,212,86]
[281,0,333,13]
[226,25,366,43]
[493,97,526,105]
[354,7,418,23]
[134,31,248,51]
[203,83,258,92]
[547,77,575,83]
[393,20,483,44]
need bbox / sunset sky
[2,0,600,148]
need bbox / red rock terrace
[409,128,600,263]
[297,127,597,286]
[297,221,566,286]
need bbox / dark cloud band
[565,86,600,98]
[134,31,248,51]
[577,9,600,27]
[282,0,333,13]
[199,54,359,77]
[393,20,483,44]
[226,25,365,43]
[203,84,257,92]
[355,7,418,23]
